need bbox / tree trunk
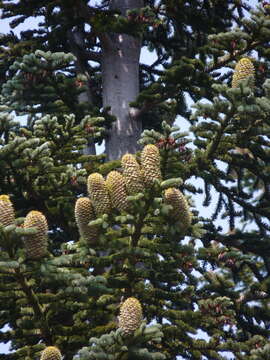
[102,0,143,161]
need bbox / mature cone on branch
[232,57,255,88]
[118,297,143,335]
[140,145,162,187]
[0,195,15,227]
[121,154,144,194]
[106,171,129,212]
[23,210,48,259]
[40,346,62,360]
[87,173,111,215]
[75,197,98,243]
[164,188,192,231]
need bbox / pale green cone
[141,145,162,187]
[119,297,143,335]
[87,173,111,215]
[121,154,144,194]
[232,57,255,88]
[40,346,62,360]
[106,171,129,211]
[0,195,15,227]
[164,188,192,231]
[75,197,98,243]
[24,210,48,259]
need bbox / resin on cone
[232,58,255,88]
[24,210,48,259]
[75,197,98,243]
[0,195,15,227]
[87,173,111,215]
[118,297,143,334]
[140,145,162,186]
[164,188,192,231]
[40,346,62,360]
[106,171,129,211]
[121,154,144,194]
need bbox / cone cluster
[24,210,48,259]
[232,58,255,88]
[75,145,162,238]
[118,297,143,334]
[0,195,15,227]
[75,144,192,240]
[164,188,192,231]
[40,346,62,360]
[75,197,98,243]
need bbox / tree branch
[15,268,52,345]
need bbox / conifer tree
[1,1,270,360]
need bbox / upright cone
[40,346,62,360]
[24,211,48,259]
[106,171,129,211]
[141,145,162,187]
[118,297,143,335]
[121,154,144,194]
[0,195,15,227]
[232,58,255,88]
[87,173,111,215]
[164,188,192,231]
[75,197,98,243]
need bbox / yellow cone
[106,171,129,211]
[24,211,48,259]
[232,58,255,88]
[121,154,144,194]
[164,188,192,231]
[0,195,15,227]
[87,173,111,215]
[141,145,162,186]
[40,346,62,360]
[119,297,143,334]
[75,197,98,243]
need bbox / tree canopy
[1,1,270,359]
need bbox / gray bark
[102,0,143,161]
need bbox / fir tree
[1,1,270,360]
